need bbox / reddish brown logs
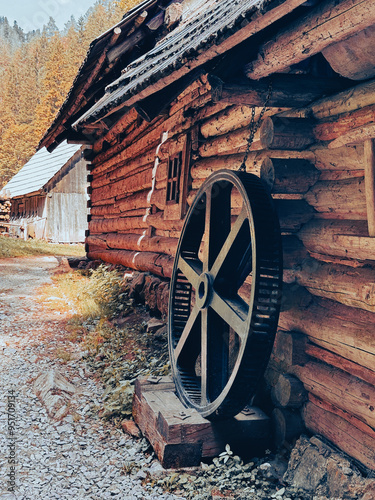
[290,258,375,312]
[278,297,375,372]
[298,219,375,262]
[364,139,375,236]
[90,170,153,203]
[294,360,375,429]
[245,0,375,80]
[89,217,148,234]
[104,232,178,256]
[259,117,315,150]
[305,343,375,387]
[314,103,375,141]
[199,126,263,157]
[304,177,367,219]
[303,399,375,471]
[190,154,262,179]
[87,248,174,278]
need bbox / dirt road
[0,256,180,500]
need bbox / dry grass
[0,236,85,259]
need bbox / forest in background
[0,0,139,189]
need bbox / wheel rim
[168,170,282,419]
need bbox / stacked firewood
[0,199,11,231]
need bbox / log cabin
[40,0,375,471]
[0,142,88,242]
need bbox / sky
[0,0,98,32]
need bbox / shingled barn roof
[0,142,81,198]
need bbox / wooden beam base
[133,377,271,468]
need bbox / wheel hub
[196,273,212,309]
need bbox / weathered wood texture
[303,398,375,471]
[245,0,375,80]
[133,377,271,467]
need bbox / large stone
[143,275,161,312]
[284,435,375,499]
[33,369,78,418]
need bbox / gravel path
[0,256,182,500]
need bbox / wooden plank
[364,139,375,236]
[245,0,375,80]
[133,377,271,467]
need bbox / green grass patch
[0,236,85,258]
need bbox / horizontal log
[92,145,156,177]
[93,108,138,156]
[305,343,375,387]
[260,117,315,150]
[312,143,364,171]
[279,296,375,371]
[329,123,375,149]
[303,399,375,471]
[90,170,153,203]
[210,74,346,108]
[86,235,108,249]
[145,212,184,233]
[89,216,148,234]
[314,103,375,142]
[199,126,263,157]
[90,205,121,217]
[290,257,375,312]
[298,219,375,262]
[245,0,375,80]
[200,105,285,139]
[190,154,262,179]
[322,25,375,81]
[115,189,149,212]
[105,232,178,256]
[311,78,375,120]
[87,249,174,279]
[261,158,320,194]
[294,360,375,429]
[304,177,367,218]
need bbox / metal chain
[239,80,273,172]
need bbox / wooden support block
[133,377,271,468]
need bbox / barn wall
[86,75,375,470]
[45,151,88,243]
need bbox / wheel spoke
[174,305,200,361]
[203,182,232,272]
[210,204,248,279]
[178,256,201,289]
[200,309,208,405]
[210,291,248,341]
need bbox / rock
[129,272,146,302]
[284,435,375,499]
[157,281,170,318]
[121,419,142,438]
[33,369,77,418]
[143,275,161,312]
[147,318,165,333]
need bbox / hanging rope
[239,80,273,172]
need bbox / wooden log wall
[87,75,375,470]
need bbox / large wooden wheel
[168,170,283,420]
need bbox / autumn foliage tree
[0,0,140,189]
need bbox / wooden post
[364,139,375,236]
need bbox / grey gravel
[0,256,183,500]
